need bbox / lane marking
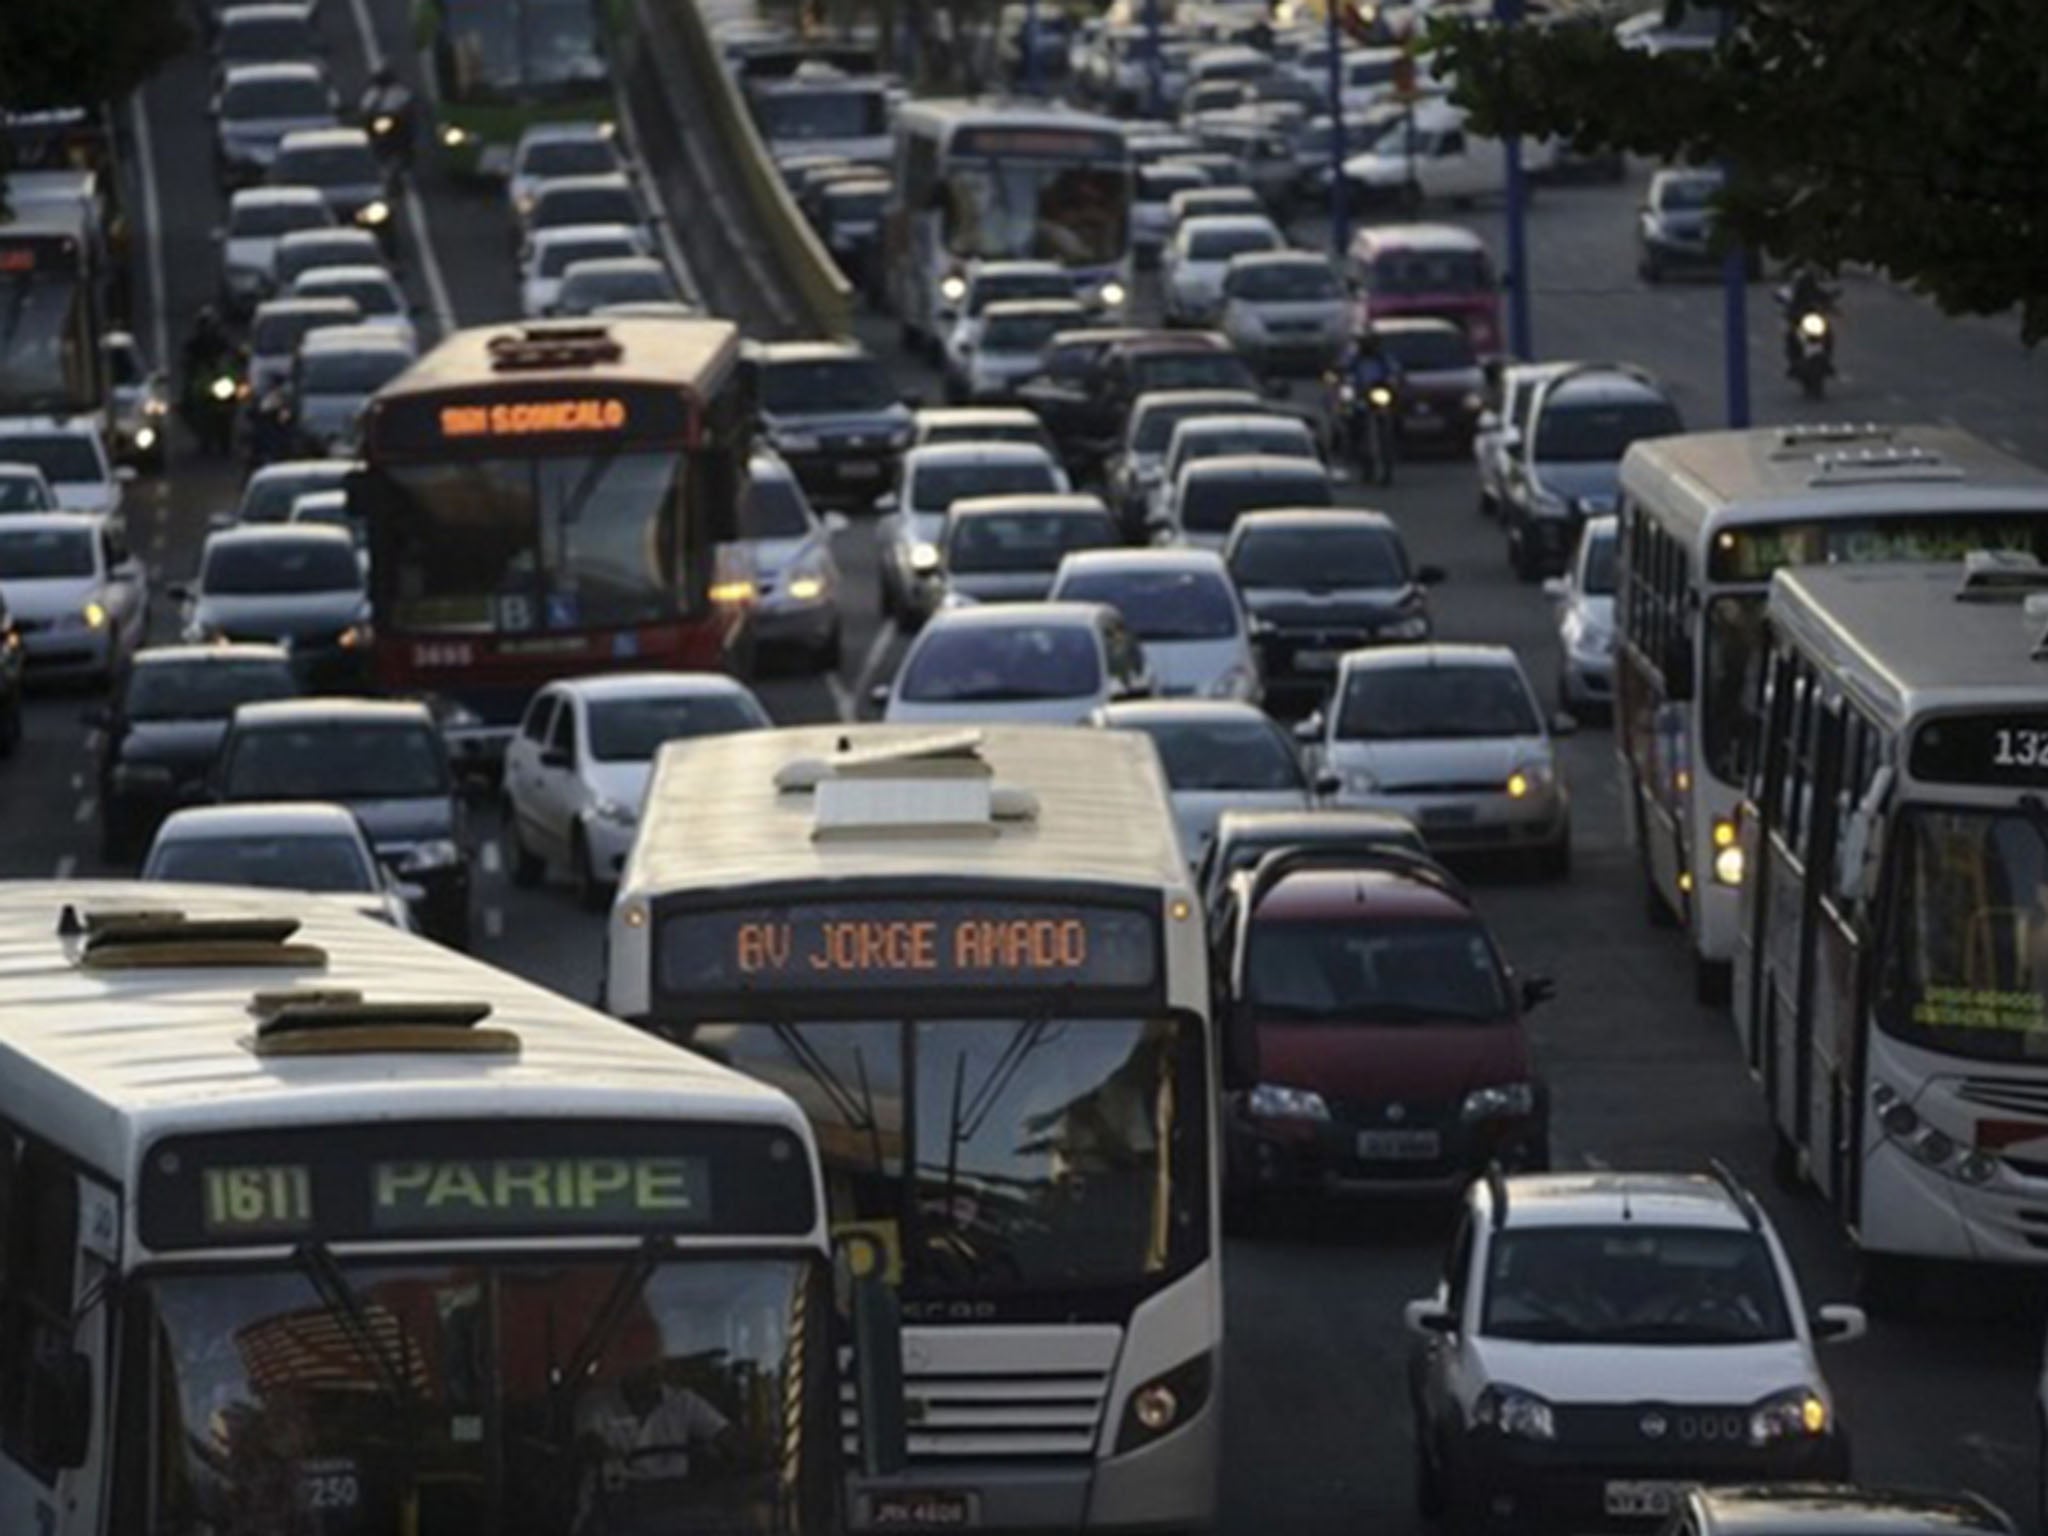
[480,838,503,877]
[484,906,505,941]
[69,772,84,793]
[824,670,854,721]
[54,855,77,880]
[128,95,171,372]
[74,799,95,825]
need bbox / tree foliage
[1432,1,2048,341]
[0,0,187,119]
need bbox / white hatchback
[881,602,1148,725]
[1050,547,1261,702]
[143,801,416,930]
[0,423,126,517]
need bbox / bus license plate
[1603,1482,1680,1518]
[864,1491,979,1529]
[1357,1130,1440,1161]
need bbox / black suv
[212,697,471,947]
[748,340,913,508]
[94,643,299,861]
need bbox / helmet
[372,63,397,88]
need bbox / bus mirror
[29,1347,92,1470]
[837,1235,907,1478]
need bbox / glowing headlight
[1098,279,1128,308]
[134,426,158,451]
[208,374,238,402]
[1714,844,1746,886]
[336,623,371,650]
[786,574,828,602]
[356,199,392,228]
[708,578,757,604]
[441,124,470,149]
[1507,763,1552,799]
[909,541,941,573]
[940,274,968,303]
[1798,311,1829,339]
[372,113,396,135]
[1749,1389,1827,1447]
[1367,384,1393,408]
[81,601,109,630]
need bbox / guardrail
[631,0,855,338]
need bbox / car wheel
[572,823,609,914]
[506,801,544,888]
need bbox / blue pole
[1716,6,1749,426]
[1496,0,1531,359]
[1326,0,1347,258]
[1144,0,1163,117]
[1024,0,1040,95]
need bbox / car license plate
[1421,805,1475,827]
[1296,649,1339,671]
[840,462,883,480]
[1603,1482,1680,1519]
[1357,1129,1440,1160]
[864,1491,979,1529]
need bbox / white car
[216,184,333,308]
[246,293,363,401]
[1107,387,1264,534]
[508,120,628,225]
[504,672,770,907]
[1163,213,1284,326]
[1051,547,1261,702]
[0,513,149,685]
[214,61,339,182]
[552,255,679,317]
[881,601,1150,725]
[1219,249,1348,375]
[1474,360,1575,520]
[0,423,125,516]
[286,323,416,457]
[941,260,1084,397]
[1407,1170,1862,1535]
[0,464,56,514]
[938,493,1121,607]
[518,173,647,257]
[519,223,649,318]
[288,263,416,352]
[1343,100,1555,208]
[1312,642,1572,876]
[911,406,1058,456]
[1544,515,1617,721]
[1093,699,1312,863]
[738,452,846,668]
[142,801,416,930]
[1133,161,1212,263]
[959,298,1089,403]
[227,458,357,527]
[877,442,1068,623]
[1151,413,1321,537]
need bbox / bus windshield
[943,161,1127,267]
[0,257,95,416]
[370,451,690,633]
[1877,807,2048,1063]
[699,1017,1205,1297]
[441,0,604,99]
[140,1255,820,1536]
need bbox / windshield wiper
[554,1235,669,1406]
[294,1241,419,1413]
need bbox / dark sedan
[1375,317,1486,452]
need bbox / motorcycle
[181,361,247,458]
[363,89,416,173]
[1330,376,1397,487]
[1780,293,1835,400]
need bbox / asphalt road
[4,9,2045,1530]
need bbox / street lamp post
[1327,0,1348,257]
[1496,0,1532,360]
[1145,0,1164,117]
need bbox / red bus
[354,318,754,778]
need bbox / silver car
[216,184,333,309]
[246,294,362,402]
[736,453,846,667]
[938,493,1120,607]
[877,442,1067,625]
[1092,698,1313,866]
[881,602,1146,725]
[1543,514,1618,720]
[1219,250,1349,375]
[286,325,416,456]
[1050,547,1261,702]
[214,62,339,183]
[1311,642,1572,876]
[0,513,149,685]
[143,801,417,930]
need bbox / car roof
[516,120,616,148]
[1115,332,1234,356]
[219,2,314,20]
[0,463,49,481]
[1373,316,1466,338]
[253,296,361,324]
[1341,641,1519,674]
[1058,546,1229,578]
[916,406,1042,429]
[0,420,98,442]
[1180,214,1279,236]
[1350,221,1486,254]
[275,227,379,248]
[946,493,1112,521]
[206,522,355,551]
[246,458,356,483]
[981,298,1089,319]
[297,323,409,354]
[1234,508,1398,536]
[277,126,372,151]
[1227,249,1330,271]
[295,263,397,286]
[1255,866,1474,922]
[562,256,668,279]
[230,184,328,209]
[531,222,641,248]
[131,642,292,667]
[752,339,870,364]
[1689,1486,2012,1536]
[1097,699,1273,727]
[1488,1172,1757,1232]
[156,801,366,840]
[1132,389,1262,418]
[970,260,1068,281]
[0,513,104,536]
[221,60,327,86]
[1180,454,1330,482]
[232,696,434,728]
[905,441,1055,469]
[1172,414,1313,439]
[534,172,635,196]
[1214,806,1422,842]
[920,600,1107,633]
[1541,365,1671,407]
[546,670,759,703]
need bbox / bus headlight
[1114,1354,1212,1453]
[1713,844,1746,886]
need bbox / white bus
[0,881,888,1536]
[884,101,1133,351]
[609,726,1219,1536]
[1615,423,2048,1000]
[1734,558,2048,1290]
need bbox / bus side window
[2,1139,78,1478]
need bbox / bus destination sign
[661,898,1159,995]
[1709,516,2048,583]
[951,126,1125,161]
[367,384,689,455]
[1909,712,2048,788]
[439,397,629,439]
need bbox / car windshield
[1139,167,1206,200]
[0,473,52,512]
[274,144,378,184]
[1175,426,1311,466]
[126,658,296,721]
[0,526,93,578]
[911,459,1058,511]
[564,267,676,308]
[760,357,895,414]
[252,305,358,355]
[740,474,811,540]
[240,467,353,523]
[220,16,313,57]
[586,692,765,761]
[223,721,449,798]
[922,421,1048,450]
[1481,1226,1793,1344]
[1134,717,1302,791]
[300,348,410,395]
[981,311,1075,351]
[1875,807,2048,1063]
[139,1256,815,1536]
[1337,663,1538,740]
[204,537,362,594]
[968,275,1075,315]
[534,187,638,230]
[223,77,330,119]
[232,199,329,237]
[1228,262,1339,300]
[1659,175,1720,211]
[900,622,1101,701]
[1582,530,1618,594]
[301,274,400,316]
[1056,567,1238,641]
[1534,398,1683,461]
[1187,226,1277,261]
[521,138,618,179]
[1231,526,1406,588]
[755,88,889,141]
[278,239,378,284]
[0,434,102,483]
[1246,918,1508,1022]
[1130,352,1258,396]
[1181,470,1331,533]
[538,234,639,277]
[1132,400,1253,454]
[147,832,375,891]
[949,511,1116,574]
[1379,327,1474,372]
[1369,249,1492,294]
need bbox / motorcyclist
[1330,330,1402,481]
[1777,266,1837,365]
[181,305,231,386]
[359,64,416,163]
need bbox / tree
[0,1,187,120]
[1431,1,2048,341]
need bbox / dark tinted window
[1378,327,1475,372]
[1133,398,1257,454]
[1369,249,1493,294]
[251,304,359,355]
[760,357,896,414]
[521,139,618,179]
[0,473,52,513]
[740,474,812,540]
[272,143,379,185]
[1131,716,1302,791]
[1246,918,1508,1021]
[1482,1227,1791,1344]
[1230,525,1405,588]
[125,658,297,721]
[560,264,676,308]
[0,434,102,483]
[223,722,449,799]
[239,466,352,523]
[948,511,1117,574]
[586,692,765,761]
[1657,175,1720,211]
[1056,567,1238,641]
[1226,262,1340,301]
[537,233,639,278]
[148,833,374,892]
[1582,529,1618,594]
[0,526,93,577]
[1180,468,1331,533]
[230,199,329,237]
[1533,397,1683,462]
[222,77,331,119]
[1337,663,1538,740]
[1186,226,1278,261]
[202,537,363,594]
[297,274,398,316]
[1128,352,1257,396]
[532,185,638,230]
[910,459,1059,510]
[981,310,1077,351]
[900,622,1102,702]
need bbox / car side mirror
[875,492,899,514]
[1541,576,1568,600]
[1292,712,1323,745]
[1476,409,1500,432]
[1812,1303,1867,1344]
[28,1348,92,1470]
[1403,1298,1455,1338]
[1416,564,1446,586]
[1519,974,1556,1011]
[168,582,193,603]
[539,747,571,770]
[1313,769,1341,799]
[822,510,851,535]
[1550,710,1580,737]
[867,682,891,714]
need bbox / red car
[1219,847,1550,1205]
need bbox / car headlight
[356,199,392,229]
[1097,279,1127,308]
[590,796,638,827]
[1567,622,1612,660]
[61,601,110,633]
[514,192,536,218]
[1474,1386,1556,1442]
[941,274,968,303]
[143,396,169,418]
[1382,611,1430,641]
[1247,1083,1329,1121]
[1798,311,1829,339]
[134,426,159,451]
[1749,1389,1828,1447]
[1505,762,1554,800]
[775,431,821,453]
[395,839,461,872]
[372,113,397,135]
[1460,1082,1535,1122]
[441,124,471,148]
[909,541,941,573]
[1207,663,1258,700]
[208,374,239,402]
[785,573,829,603]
